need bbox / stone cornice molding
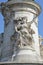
[0,0,41,16]
[5,1,41,16]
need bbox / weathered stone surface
[0,0,42,63]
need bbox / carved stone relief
[1,4,15,26]
[11,17,35,50]
[3,10,15,26]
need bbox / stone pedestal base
[11,46,41,63]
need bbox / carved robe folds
[11,17,35,49]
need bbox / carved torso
[11,17,35,50]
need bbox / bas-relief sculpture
[0,0,42,64]
[11,17,35,45]
[2,5,34,47]
[10,16,35,60]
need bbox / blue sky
[0,0,43,37]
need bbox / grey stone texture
[0,0,42,64]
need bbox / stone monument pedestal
[12,46,41,63]
[0,0,41,64]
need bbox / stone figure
[11,16,35,60]
[11,17,35,49]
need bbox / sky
[0,0,43,37]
